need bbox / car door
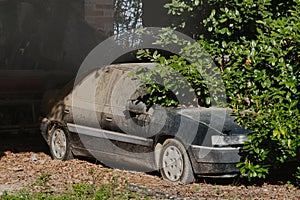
[81,64,156,171]
[104,66,153,137]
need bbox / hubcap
[51,129,67,159]
[162,145,183,182]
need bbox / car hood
[175,107,249,136]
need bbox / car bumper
[190,145,243,175]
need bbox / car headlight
[211,135,248,147]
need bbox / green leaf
[256,20,266,25]
[219,18,227,23]
[205,97,211,105]
[273,130,279,138]
[222,41,227,48]
[211,9,216,17]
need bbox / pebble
[31,154,38,161]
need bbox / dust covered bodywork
[41,63,249,182]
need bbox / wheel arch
[45,119,68,145]
[154,135,174,170]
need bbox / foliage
[1,176,146,200]
[132,26,227,108]
[207,0,299,182]
[114,0,143,36]
[296,167,300,187]
[34,174,52,187]
[140,0,300,182]
[132,48,212,107]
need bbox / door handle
[105,117,113,122]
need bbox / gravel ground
[0,132,299,199]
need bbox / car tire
[49,126,73,161]
[160,139,195,184]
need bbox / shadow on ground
[0,130,49,157]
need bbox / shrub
[139,0,300,182]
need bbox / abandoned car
[40,63,249,183]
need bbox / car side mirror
[126,100,147,114]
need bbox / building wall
[85,0,114,36]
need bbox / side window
[126,86,155,127]
[130,84,179,109]
[96,67,115,107]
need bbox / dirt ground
[0,131,299,199]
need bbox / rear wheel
[160,139,195,183]
[49,126,73,160]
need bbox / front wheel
[159,139,195,184]
[49,126,73,160]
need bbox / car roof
[101,62,156,72]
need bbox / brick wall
[84,0,114,36]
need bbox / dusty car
[40,63,249,183]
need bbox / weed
[1,177,150,200]
[34,173,52,187]
[194,186,200,192]
[216,186,221,195]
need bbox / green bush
[139,0,300,182]
[133,48,213,107]
[296,167,300,187]
[212,0,300,180]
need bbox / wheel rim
[162,145,184,182]
[51,129,67,159]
